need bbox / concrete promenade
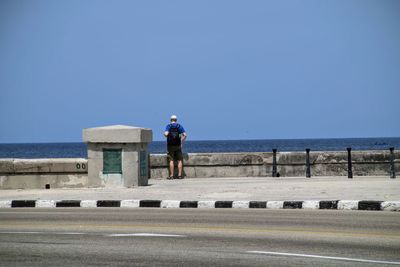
[1,176,399,201]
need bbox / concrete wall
[149,150,400,179]
[0,158,88,189]
[0,150,398,188]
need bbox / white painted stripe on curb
[232,201,250,208]
[247,251,400,265]
[0,200,12,208]
[36,200,56,208]
[302,201,320,209]
[106,233,186,237]
[198,201,215,208]
[161,200,180,208]
[1,199,398,211]
[338,200,359,210]
[80,200,97,208]
[381,201,400,211]
[120,200,140,208]
[267,201,284,209]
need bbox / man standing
[164,115,187,179]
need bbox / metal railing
[270,147,396,179]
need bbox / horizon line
[1,136,400,145]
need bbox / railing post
[390,147,396,179]
[305,148,311,178]
[272,149,277,177]
[347,147,353,179]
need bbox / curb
[0,200,399,211]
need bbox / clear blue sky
[1,0,399,142]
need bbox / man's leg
[169,160,174,177]
[177,160,183,177]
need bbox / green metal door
[103,149,122,174]
[139,150,148,178]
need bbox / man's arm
[179,124,187,144]
[181,132,187,142]
[164,124,170,137]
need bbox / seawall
[0,158,88,189]
[0,150,398,189]
[150,150,399,178]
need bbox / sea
[0,137,399,158]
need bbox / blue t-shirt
[165,123,185,134]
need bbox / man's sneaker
[177,176,183,179]
[167,176,174,180]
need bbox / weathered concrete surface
[83,125,152,143]
[0,174,88,189]
[0,160,14,173]
[0,176,399,201]
[150,150,399,178]
[151,153,270,166]
[0,158,88,189]
[0,158,87,174]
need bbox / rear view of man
[164,115,187,179]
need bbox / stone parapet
[0,174,88,189]
[150,153,271,166]
[150,150,399,167]
[0,150,398,188]
[0,158,88,189]
[0,158,88,174]
[149,150,399,178]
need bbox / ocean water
[0,137,399,158]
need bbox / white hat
[170,115,177,120]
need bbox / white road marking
[302,200,319,209]
[0,231,44,234]
[80,200,97,208]
[247,251,400,265]
[53,232,86,235]
[0,200,12,208]
[0,231,86,235]
[381,201,400,211]
[266,201,284,209]
[338,200,359,210]
[36,200,56,208]
[232,201,250,209]
[0,231,186,237]
[106,233,186,237]
[161,200,180,208]
[120,199,140,208]
[198,201,215,208]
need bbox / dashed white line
[247,251,400,265]
[53,232,86,235]
[0,231,44,234]
[0,231,186,237]
[0,231,186,238]
[106,233,186,237]
[0,231,86,235]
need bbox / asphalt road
[0,209,399,266]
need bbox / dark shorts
[167,145,183,161]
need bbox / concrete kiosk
[83,125,152,188]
